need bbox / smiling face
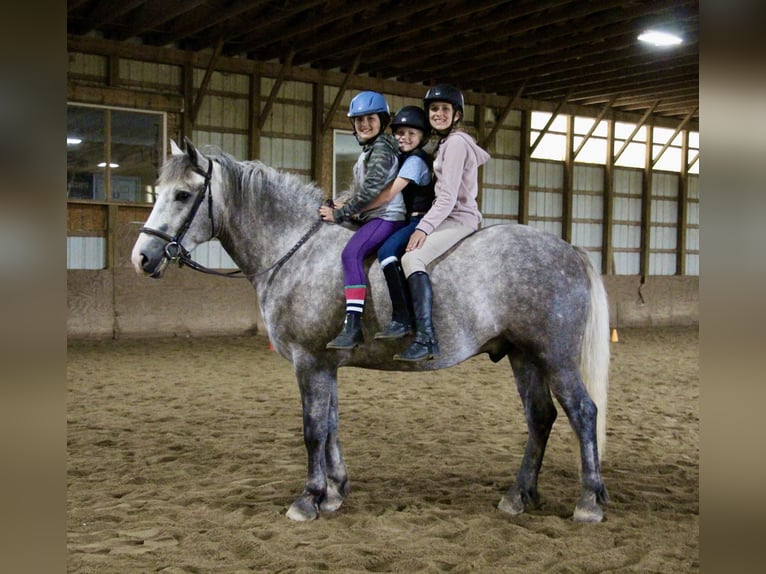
[352,113,382,144]
[428,101,460,133]
[394,126,425,153]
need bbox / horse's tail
[575,247,610,458]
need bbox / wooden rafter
[190,37,225,126]
[322,53,361,135]
[613,101,659,162]
[479,82,526,150]
[529,91,571,155]
[258,49,295,130]
[572,95,616,159]
[652,107,698,167]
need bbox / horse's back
[440,224,590,346]
[354,223,595,371]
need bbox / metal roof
[68,0,699,127]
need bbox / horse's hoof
[573,491,604,523]
[286,496,319,521]
[320,477,349,512]
[320,493,343,513]
[497,491,525,515]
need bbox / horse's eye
[174,190,192,202]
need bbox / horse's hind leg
[498,353,557,516]
[548,361,609,523]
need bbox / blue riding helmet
[348,91,390,118]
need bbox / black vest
[400,148,435,214]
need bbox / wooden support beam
[312,81,325,184]
[676,130,690,275]
[572,95,616,159]
[258,49,295,130]
[640,123,654,277]
[322,52,361,135]
[563,114,574,243]
[651,106,698,167]
[613,100,658,162]
[479,81,525,149]
[190,37,225,126]
[518,110,531,225]
[603,117,615,275]
[529,91,571,155]
[248,62,262,160]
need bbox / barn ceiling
[67,0,699,127]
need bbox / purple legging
[342,218,406,287]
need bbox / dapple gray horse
[131,139,610,523]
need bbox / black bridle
[139,158,325,279]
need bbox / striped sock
[344,285,366,314]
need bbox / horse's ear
[170,139,183,156]
[183,137,211,174]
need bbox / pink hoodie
[416,130,490,235]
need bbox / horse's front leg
[285,355,347,521]
[321,379,350,513]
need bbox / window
[333,130,358,199]
[67,104,166,204]
[67,104,166,270]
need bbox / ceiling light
[638,30,683,47]
[97,162,119,168]
[67,137,82,145]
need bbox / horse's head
[131,138,218,278]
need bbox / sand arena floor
[67,326,698,573]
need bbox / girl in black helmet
[394,84,491,362]
[319,91,406,350]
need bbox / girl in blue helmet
[319,91,406,349]
[394,84,491,362]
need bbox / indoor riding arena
[67,2,699,572]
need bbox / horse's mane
[159,146,326,216]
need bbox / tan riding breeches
[401,220,475,277]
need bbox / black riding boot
[326,312,363,350]
[374,262,413,339]
[393,271,439,362]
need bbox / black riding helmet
[423,84,464,116]
[390,105,430,141]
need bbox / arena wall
[67,270,697,340]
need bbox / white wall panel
[191,130,248,160]
[122,59,181,88]
[481,187,519,219]
[67,237,106,269]
[191,240,237,270]
[572,164,605,264]
[493,129,521,156]
[685,175,700,275]
[69,53,107,79]
[612,167,642,274]
[649,172,679,274]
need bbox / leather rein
[138,159,323,280]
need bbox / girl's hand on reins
[319,204,336,223]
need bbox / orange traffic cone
[610,328,619,343]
